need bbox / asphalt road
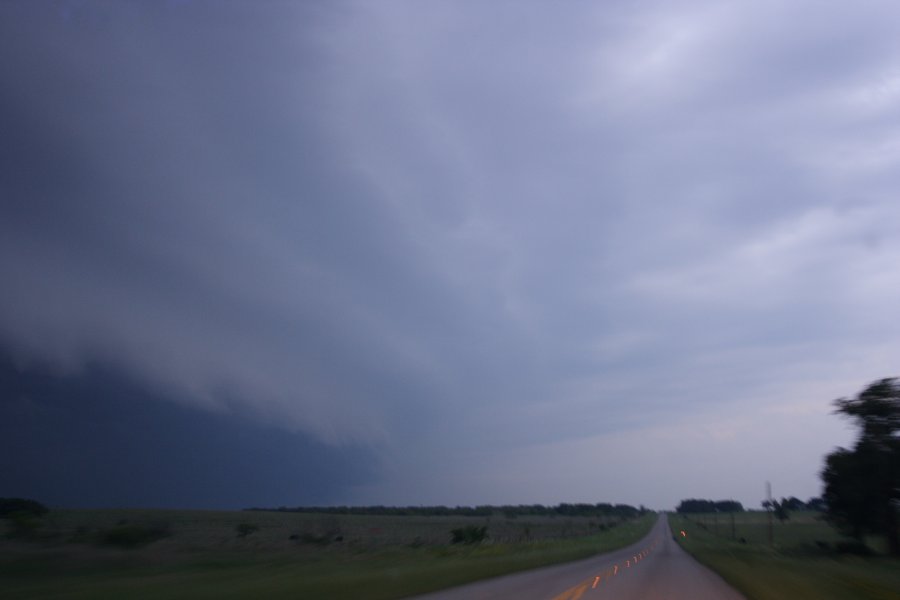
[409,513,745,600]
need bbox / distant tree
[677,499,743,514]
[714,500,744,513]
[806,497,826,511]
[676,499,715,514]
[0,498,48,518]
[783,497,806,511]
[773,498,791,522]
[0,498,49,538]
[761,498,789,521]
[821,378,900,555]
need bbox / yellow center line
[550,535,666,598]
[550,580,590,600]
[570,583,588,600]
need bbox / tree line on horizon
[3,378,895,554]
[675,497,827,517]
[245,502,650,519]
[675,499,745,513]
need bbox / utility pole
[731,510,736,540]
[766,481,773,547]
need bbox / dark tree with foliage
[771,498,791,522]
[783,497,806,511]
[806,497,826,511]
[714,500,744,513]
[821,378,900,555]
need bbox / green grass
[0,510,656,599]
[669,511,900,600]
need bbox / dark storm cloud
[1,1,451,444]
[2,1,900,508]
[0,352,375,508]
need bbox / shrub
[99,523,170,548]
[297,532,330,546]
[236,523,259,537]
[450,525,488,544]
[6,512,43,539]
[292,517,342,546]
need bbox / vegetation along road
[411,513,744,600]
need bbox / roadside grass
[669,511,900,600]
[1,510,656,599]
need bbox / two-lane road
[410,514,745,600]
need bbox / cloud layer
[2,1,899,508]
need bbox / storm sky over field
[2,0,899,510]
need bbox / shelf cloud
[2,0,899,508]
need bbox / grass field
[0,509,656,599]
[669,511,900,600]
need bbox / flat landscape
[412,513,746,600]
[3,506,900,598]
[669,511,900,600]
[0,508,656,599]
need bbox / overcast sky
[2,0,899,510]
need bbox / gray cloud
[2,0,899,508]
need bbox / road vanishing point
[410,513,745,600]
